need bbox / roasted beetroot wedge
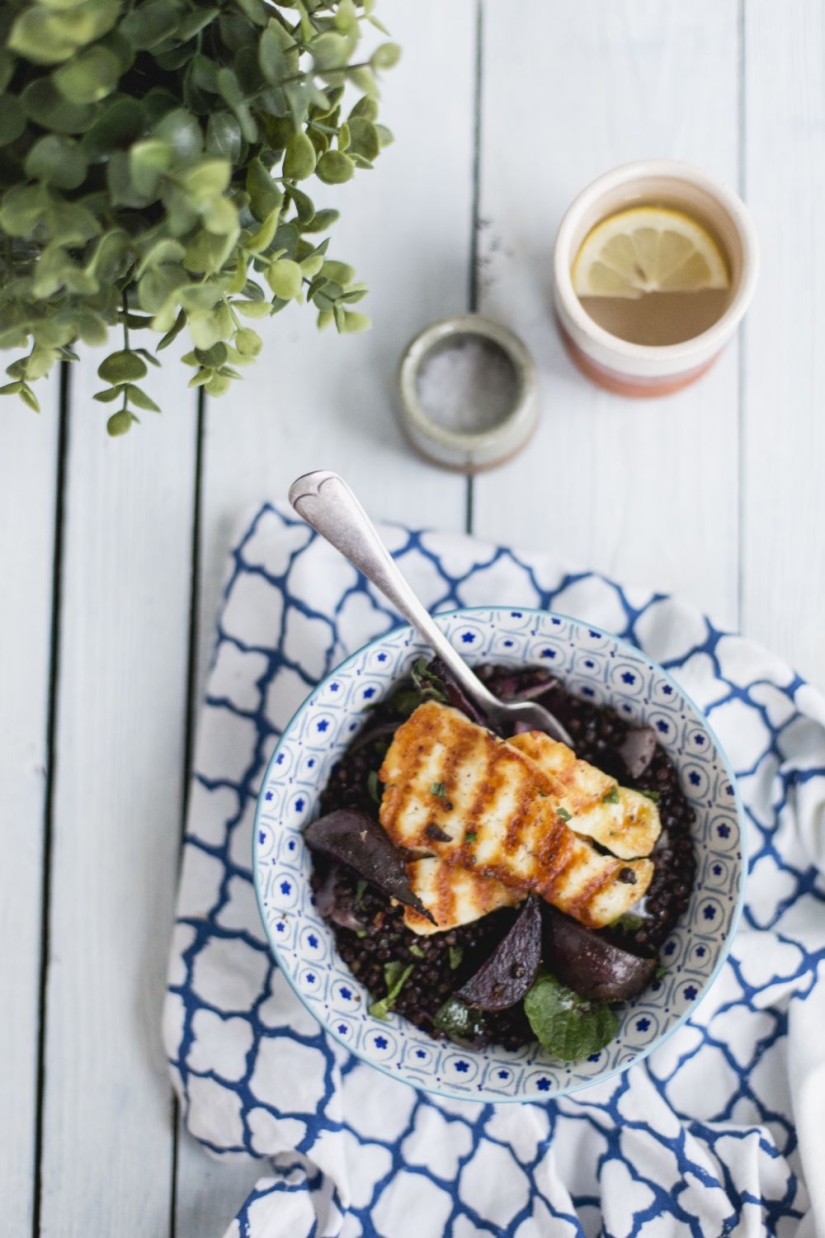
[542,906,656,1002]
[455,896,542,1011]
[304,809,435,924]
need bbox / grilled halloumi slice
[379,701,653,929]
[508,731,661,859]
[402,857,525,935]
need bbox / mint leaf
[639,789,661,803]
[368,961,414,1021]
[430,781,446,798]
[557,807,571,823]
[449,945,463,970]
[524,972,619,1061]
[433,997,487,1045]
[602,786,620,804]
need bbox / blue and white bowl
[253,607,746,1103]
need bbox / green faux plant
[0,0,398,433]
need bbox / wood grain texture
[0,383,59,1237]
[473,0,741,630]
[193,0,477,706]
[175,2,479,1227]
[742,1,825,689]
[38,354,197,1238]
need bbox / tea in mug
[572,205,732,347]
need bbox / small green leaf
[316,150,355,185]
[234,327,262,357]
[303,207,340,234]
[311,31,352,73]
[233,299,273,319]
[602,787,620,805]
[25,134,87,190]
[0,97,27,145]
[557,807,572,823]
[321,259,355,286]
[639,789,661,803]
[154,108,203,160]
[341,310,370,333]
[283,131,316,181]
[129,139,172,199]
[258,23,289,84]
[523,972,620,1062]
[120,1,179,50]
[349,96,378,122]
[370,42,401,70]
[98,350,148,384]
[347,118,379,161]
[430,782,446,798]
[178,159,231,203]
[107,410,133,436]
[81,96,145,158]
[206,112,242,163]
[246,156,282,222]
[53,44,121,103]
[245,206,281,255]
[124,384,160,412]
[266,258,302,300]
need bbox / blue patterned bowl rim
[253,606,747,1103]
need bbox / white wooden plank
[474,0,741,630]
[193,0,477,703]
[39,352,197,1237]
[0,379,60,1236]
[176,2,479,1227]
[742,2,825,689]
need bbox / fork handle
[288,470,502,713]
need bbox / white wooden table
[3,2,823,1233]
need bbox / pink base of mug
[557,320,718,398]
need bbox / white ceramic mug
[553,160,759,397]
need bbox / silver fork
[288,470,574,748]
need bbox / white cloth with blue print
[164,502,825,1238]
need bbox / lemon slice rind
[572,206,730,301]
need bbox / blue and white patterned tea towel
[164,502,825,1238]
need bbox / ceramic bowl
[253,607,746,1103]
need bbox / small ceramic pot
[553,160,759,397]
[396,314,539,472]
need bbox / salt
[415,334,519,434]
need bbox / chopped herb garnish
[367,770,382,804]
[386,687,425,718]
[411,657,448,703]
[449,945,463,970]
[368,961,414,1021]
[523,971,619,1061]
[612,912,645,932]
[602,786,620,804]
[430,782,446,798]
[655,963,668,980]
[639,789,661,803]
[557,807,572,823]
[465,830,478,843]
[355,878,368,907]
[409,944,425,958]
[355,929,367,939]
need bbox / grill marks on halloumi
[402,857,525,935]
[508,731,661,860]
[379,701,655,930]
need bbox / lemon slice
[572,206,730,300]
